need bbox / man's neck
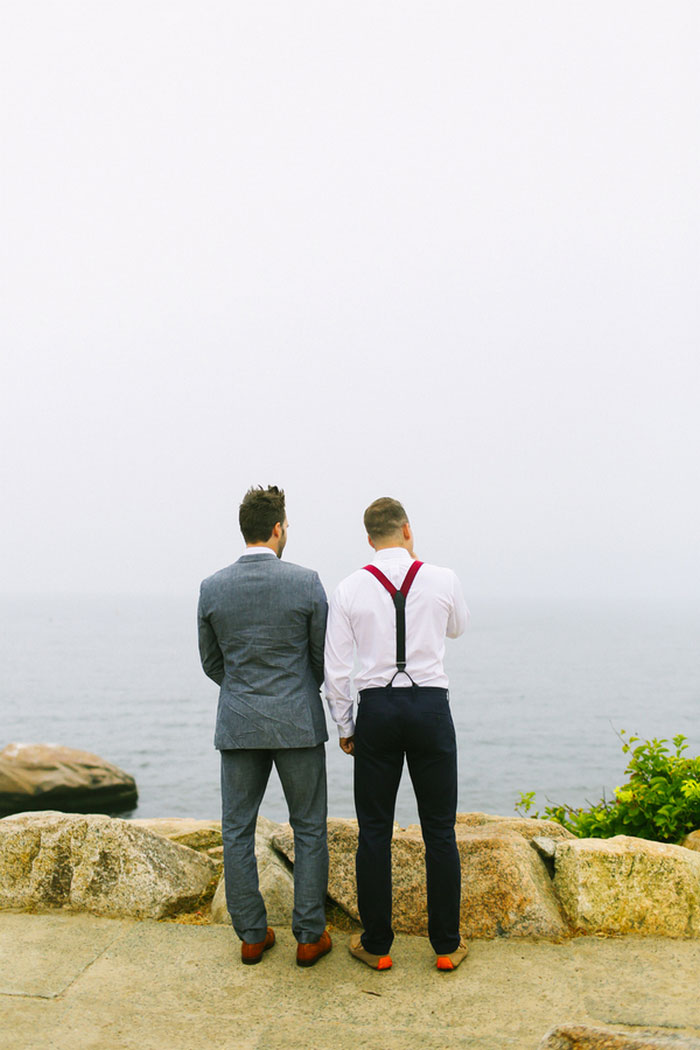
[370,522,414,556]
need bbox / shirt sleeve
[446,571,470,639]
[323,585,356,737]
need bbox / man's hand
[339,736,355,755]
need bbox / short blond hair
[363,497,408,541]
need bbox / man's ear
[367,534,376,550]
[272,521,282,538]
[403,522,416,556]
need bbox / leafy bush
[515,731,700,844]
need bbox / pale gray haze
[2,2,698,601]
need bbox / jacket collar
[236,550,278,564]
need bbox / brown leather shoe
[241,927,275,965]
[296,929,332,968]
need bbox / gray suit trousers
[220,744,328,943]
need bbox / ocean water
[1,594,699,826]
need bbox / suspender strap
[363,561,423,674]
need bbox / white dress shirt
[324,547,469,737]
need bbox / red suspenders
[363,561,423,678]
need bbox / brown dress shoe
[296,929,332,968]
[241,927,275,965]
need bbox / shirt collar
[240,547,277,558]
[372,547,413,565]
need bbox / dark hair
[363,497,409,540]
[239,485,286,543]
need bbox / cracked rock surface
[0,811,218,918]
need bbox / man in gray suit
[198,485,332,967]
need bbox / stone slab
[0,912,130,998]
[0,997,67,1050]
[2,914,700,1050]
[247,1025,521,1050]
[570,936,700,1031]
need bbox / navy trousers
[353,686,461,955]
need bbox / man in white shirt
[324,497,469,971]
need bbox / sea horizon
[1,592,699,826]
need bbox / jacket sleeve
[197,588,225,685]
[307,572,329,687]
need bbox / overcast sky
[1,2,698,601]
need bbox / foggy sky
[2,2,698,601]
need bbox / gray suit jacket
[198,553,329,750]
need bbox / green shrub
[515,731,700,844]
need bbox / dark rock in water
[0,743,138,816]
